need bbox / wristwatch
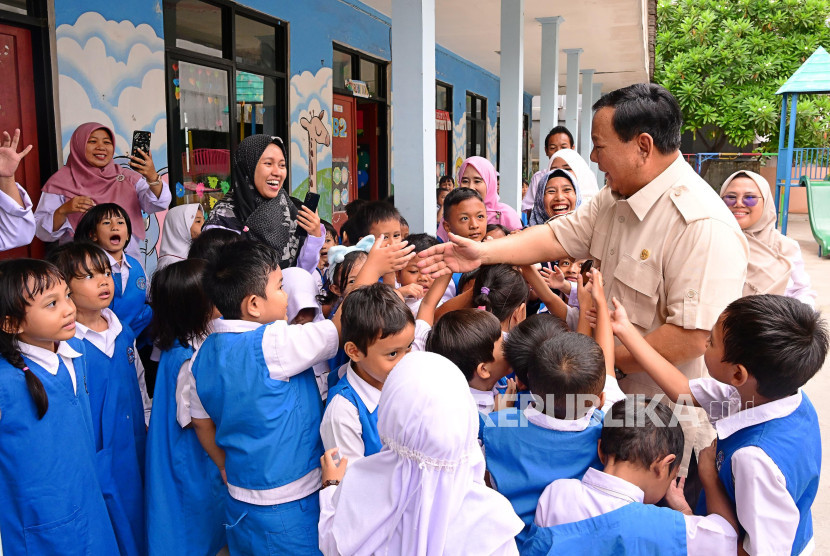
[321,479,340,489]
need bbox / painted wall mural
[487,116,498,165]
[289,68,334,221]
[452,113,466,179]
[56,11,168,274]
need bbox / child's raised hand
[576,272,593,310]
[320,447,348,483]
[0,129,32,178]
[365,234,415,277]
[397,283,426,300]
[493,378,517,411]
[664,477,693,515]
[697,439,719,486]
[609,297,635,337]
[540,264,566,291]
[589,269,606,304]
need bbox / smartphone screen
[580,259,594,281]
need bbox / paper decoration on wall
[220,180,230,194]
[173,78,179,86]
[209,196,218,209]
[207,176,219,189]
[175,182,185,197]
[172,63,178,71]
[195,182,205,197]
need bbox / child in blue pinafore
[189,238,400,555]
[523,399,739,555]
[320,283,416,464]
[481,269,626,545]
[48,242,148,556]
[613,293,828,555]
[75,203,153,339]
[0,259,119,556]
[145,259,225,556]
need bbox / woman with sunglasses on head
[720,171,816,305]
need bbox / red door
[0,24,42,259]
[436,110,450,182]
[332,94,357,226]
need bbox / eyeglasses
[722,194,760,207]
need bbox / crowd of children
[0,123,827,556]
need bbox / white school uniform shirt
[0,183,35,251]
[189,317,338,506]
[690,378,811,556]
[17,340,81,394]
[320,363,381,465]
[412,319,431,352]
[34,177,170,261]
[784,249,817,308]
[470,386,499,414]
[535,467,738,553]
[74,309,152,424]
[104,252,133,295]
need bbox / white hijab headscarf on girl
[548,149,600,201]
[321,351,523,555]
[281,267,324,324]
[156,203,203,271]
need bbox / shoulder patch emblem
[136,277,147,291]
[127,346,136,365]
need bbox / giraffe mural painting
[300,110,331,193]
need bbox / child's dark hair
[545,125,575,149]
[438,175,455,188]
[202,240,280,320]
[321,219,338,243]
[0,259,66,419]
[486,224,511,237]
[504,313,569,386]
[527,332,606,411]
[720,294,829,399]
[473,264,528,323]
[425,309,501,382]
[47,242,111,282]
[457,269,480,293]
[405,233,439,255]
[351,201,401,240]
[601,398,684,472]
[341,283,415,354]
[443,187,484,219]
[74,203,132,247]
[339,219,358,247]
[151,259,213,351]
[345,198,368,219]
[317,250,368,306]
[188,228,241,263]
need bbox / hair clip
[480,287,490,296]
[477,306,487,311]
[22,366,29,372]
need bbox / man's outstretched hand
[417,232,484,277]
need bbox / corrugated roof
[776,46,830,95]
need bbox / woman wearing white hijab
[318,351,523,555]
[522,149,600,211]
[720,170,816,305]
[156,203,204,270]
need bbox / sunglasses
[722,194,760,207]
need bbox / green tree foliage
[655,0,830,150]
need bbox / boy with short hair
[611,294,828,555]
[189,239,409,555]
[525,399,739,554]
[351,200,402,243]
[441,188,487,242]
[320,283,416,464]
[481,271,626,543]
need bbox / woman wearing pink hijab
[35,122,170,259]
[438,156,522,241]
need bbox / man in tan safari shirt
[418,83,749,473]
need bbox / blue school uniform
[0,339,119,556]
[191,323,325,555]
[145,342,226,556]
[481,407,603,545]
[81,319,147,556]
[110,253,153,335]
[697,394,820,555]
[521,502,687,556]
[326,372,383,456]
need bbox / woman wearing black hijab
[205,135,322,269]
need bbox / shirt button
[686,289,696,298]
[609,248,616,255]
[672,189,682,197]
[618,216,625,223]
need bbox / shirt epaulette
[668,184,711,224]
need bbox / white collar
[581,467,645,504]
[469,386,498,412]
[346,363,382,413]
[210,318,264,334]
[105,251,131,270]
[74,308,122,356]
[715,390,803,439]
[524,403,598,432]
[18,340,82,375]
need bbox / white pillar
[590,81,603,179]
[563,48,582,147]
[536,16,564,171]
[578,69,595,162]
[391,0,435,234]
[498,0,524,211]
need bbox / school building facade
[0,0,653,269]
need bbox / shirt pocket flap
[613,255,661,297]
